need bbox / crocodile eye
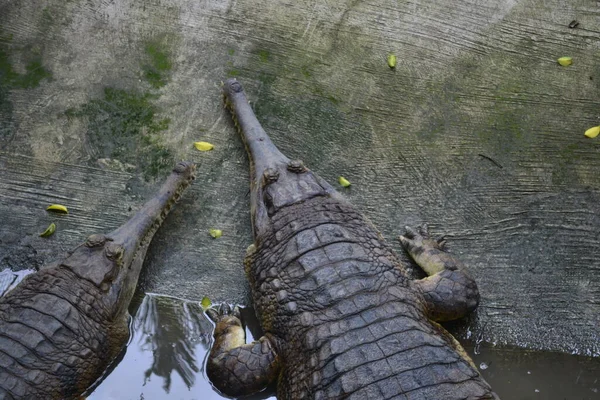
[85,234,107,248]
[105,243,124,263]
[262,168,280,186]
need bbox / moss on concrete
[0,29,52,138]
[65,88,173,180]
[227,52,363,171]
[0,33,52,90]
[16,58,53,89]
[142,38,173,89]
[257,49,270,63]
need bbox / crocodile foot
[400,223,480,322]
[206,303,242,325]
[402,223,447,252]
[206,303,280,397]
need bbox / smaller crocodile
[207,79,499,399]
[0,161,196,400]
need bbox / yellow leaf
[584,126,600,138]
[40,223,56,237]
[387,54,397,69]
[194,141,214,151]
[338,176,351,187]
[46,204,68,214]
[201,296,212,310]
[209,229,223,238]
[557,57,572,66]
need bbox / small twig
[478,154,503,169]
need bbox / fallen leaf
[209,228,223,238]
[40,223,56,237]
[557,57,573,67]
[194,141,214,151]
[584,126,600,138]
[201,296,212,310]
[46,204,68,214]
[338,176,351,187]
[387,54,397,69]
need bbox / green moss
[14,58,53,89]
[226,68,355,167]
[300,65,312,78]
[0,48,15,138]
[41,8,54,27]
[66,87,173,180]
[228,48,235,56]
[0,32,52,138]
[0,48,19,84]
[0,50,51,90]
[312,86,340,105]
[258,50,270,63]
[142,39,172,88]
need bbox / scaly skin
[0,161,196,400]
[207,79,499,399]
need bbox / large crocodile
[207,79,499,399]
[0,161,196,400]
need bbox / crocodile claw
[436,237,447,250]
[403,225,419,239]
[206,303,242,323]
[400,224,445,251]
[418,223,430,237]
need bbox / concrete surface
[0,0,599,357]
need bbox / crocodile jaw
[223,78,340,239]
[64,161,196,320]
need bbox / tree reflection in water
[134,294,214,393]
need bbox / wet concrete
[1,0,599,390]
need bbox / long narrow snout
[109,161,196,260]
[223,79,341,239]
[107,161,196,316]
[223,79,290,184]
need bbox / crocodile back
[0,267,128,399]
[247,196,495,399]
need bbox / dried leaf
[584,126,600,138]
[209,228,223,238]
[201,296,212,310]
[338,176,351,187]
[194,141,214,151]
[387,54,397,69]
[46,204,68,214]
[40,223,56,237]
[557,57,572,67]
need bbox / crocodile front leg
[400,224,480,322]
[206,305,280,397]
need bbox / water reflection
[89,294,223,400]
[89,294,275,400]
[134,294,211,392]
[88,293,599,400]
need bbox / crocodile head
[223,79,342,239]
[61,161,196,320]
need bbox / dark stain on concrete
[142,37,173,89]
[65,88,173,180]
[0,28,52,139]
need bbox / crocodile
[0,161,196,400]
[207,79,499,399]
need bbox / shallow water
[88,294,599,400]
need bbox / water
[88,294,599,400]
[87,294,275,400]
